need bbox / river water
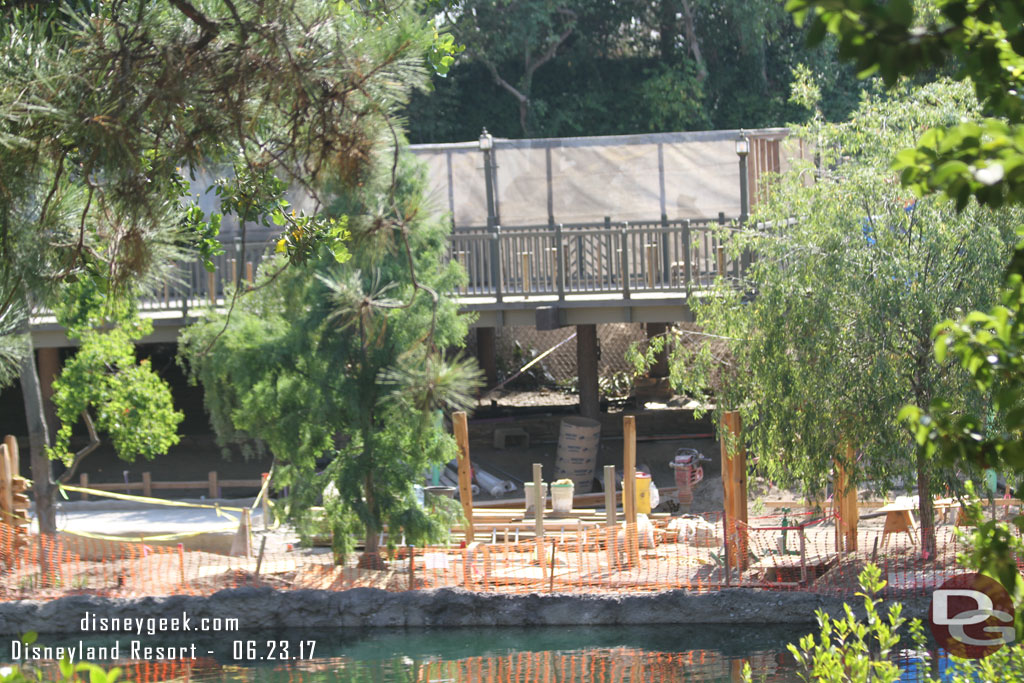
[0,624,962,682]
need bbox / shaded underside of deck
[30,292,698,347]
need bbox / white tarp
[412,128,794,228]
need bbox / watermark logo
[929,573,1015,659]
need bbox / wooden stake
[142,472,152,498]
[246,261,254,284]
[4,436,18,478]
[80,473,89,501]
[0,444,11,524]
[623,415,639,566]
[177,543,186,585]
[603,465,616,527]
[208,471,218,499]
[721,411,748,571]
[255,536,267,578]
[533,463,545,539]
[453,412,474,543]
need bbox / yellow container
[635,473,652,514]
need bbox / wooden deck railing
[45,215,747,319]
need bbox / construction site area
[0,397,999,604]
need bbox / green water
[1,624,813,682]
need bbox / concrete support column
[476,327,498,389]
[36,347,60,442]
[645,322,669,378]
[576,324,600,421]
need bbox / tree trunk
[915,449,936,559]
[20,346,55,536]
[358,471,385,569]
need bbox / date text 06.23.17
[232,640,316,661]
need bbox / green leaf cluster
[47,280,183,468]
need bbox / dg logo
[930,573,1015,659]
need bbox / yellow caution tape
[251,469,273,510]
[58,484,247,512]
[59,526,237,543]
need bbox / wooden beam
[623,415,639,566]
[453,411,475,543]
[721,411,748,571]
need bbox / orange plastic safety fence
[0,509,1005,602]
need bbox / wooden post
[208,271,216,305]
[533,463,545,539]
[0,444,11,524]
[716,245,726,278]
[453,411,474,543]
[799,528,808,585]
[576,324,600,421]
[623,415,639,566]
[604,465,616,569]
[246,261,254,284]
[142,472,152,498]
[177,543,186,585]
[208,471,218,499]
[603,465,616,527]
[80,473,89,501]
[835,444,859,552]
[5,436,18,478]
[255,536,267,578]
[721,411,748,571]
[408,545,416,591]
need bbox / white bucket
[551,483,574,514]
[554,417,601,493]
[524,482,548,514]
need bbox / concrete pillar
[36,347,60,442]
[475,327,498,389]
[576,324,600,420]
[645,322,669,378]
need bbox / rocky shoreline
[0,587,932,635]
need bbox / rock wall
[0,588,931,635]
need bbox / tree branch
[166,0,220,49]
[56,411,101,485]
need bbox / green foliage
[406,0,869,141]
[47,280,182,468]
[180,152,480,560]
[788,0,1024,208]
[788,0,1024,645]
[750,565,924,682]
[643,81,1020,507]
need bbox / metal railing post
[491,226,502,303]
[620,224,631,300]
[683,219,693,294]
[555,223,565,301]
[661,214,671,289]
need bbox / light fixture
[735,131,749,157]
[478,127,493,151]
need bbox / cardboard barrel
[554,417,601,493]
